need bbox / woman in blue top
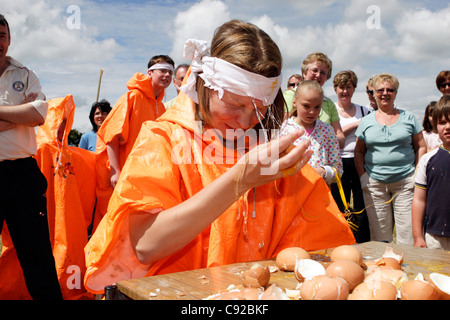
[79,99,112,151]
[354,73,426,245]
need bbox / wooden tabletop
[115,241,450,300]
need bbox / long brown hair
[195,20,285,138]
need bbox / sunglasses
[440,82,450,89]
[376,88,396,94]
[366,89,374,95]
[288,82,300,88]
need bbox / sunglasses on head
[440,82,450,89]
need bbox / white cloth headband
[180,39,282,105]
[148,63,174,72]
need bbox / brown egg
[375,257,402,270]
[382,246,404,264]
[276,247,311,271]
[300,275,349,300]
[400,280,440,300]
[240,287,263,300]
[365,268,408,289]
[349,280,398,300]
[325,260,365,291]
[429,273,450,300]
[240,263,270,288]
[260,284,290,300]
[330,245,363,266]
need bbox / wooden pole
[96,69,104,102]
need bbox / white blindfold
[180,39,282,106]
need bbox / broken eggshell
[259,284,290,300]
[349,280,398,300]
[299,275,349,300]
[375,257,403,270]
[240,263,270,289]
[325,260,365,291]
[364,268,408,290]
[382,246,404,264]
[429,273,450,300]
[294,258,326,283]
[400,277,440,300]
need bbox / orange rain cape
[84,87,356,294]
[93,72,166,230]
[0,95,97,300]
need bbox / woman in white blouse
[331,70,371,243]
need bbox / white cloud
[393,6,450,64]
[2,0,447,131]
[169,0,231,63]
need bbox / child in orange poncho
[84,20,355,295]
[0,95,96,299]
[93,56,174,230]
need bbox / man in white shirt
[0,14,62,300]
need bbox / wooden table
[114,241,450,300]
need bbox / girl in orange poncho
[0,95,97,299]
[84,20,355,295]
[93,56,174,230]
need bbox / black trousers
[0,157,62,300]
[331,157,370,243]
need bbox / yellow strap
[333,168,350,212]
[334,167,399,217]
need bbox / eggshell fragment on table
[294,258,326,283]
[429,273,450,300]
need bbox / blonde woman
[354,73,426,244]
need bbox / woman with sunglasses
[282,74,303,114]
[354,73,426,245]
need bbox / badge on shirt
[12,81,25,92]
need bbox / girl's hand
[234,129,312,195]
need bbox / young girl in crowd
[422,101,441,152]
[412,95,450,250]
[281,80,343,184]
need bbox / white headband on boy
[180,39,282,105]
[148,62,174,73]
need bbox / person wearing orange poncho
[84,20,355,295]
[93,56,174,230]
[0,95,97,299]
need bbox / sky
[3,0,450,133]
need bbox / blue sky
[3,0,450,132]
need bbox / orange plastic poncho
[84,90,355,294]
[93,72,166,230]
[0,95,97,300]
